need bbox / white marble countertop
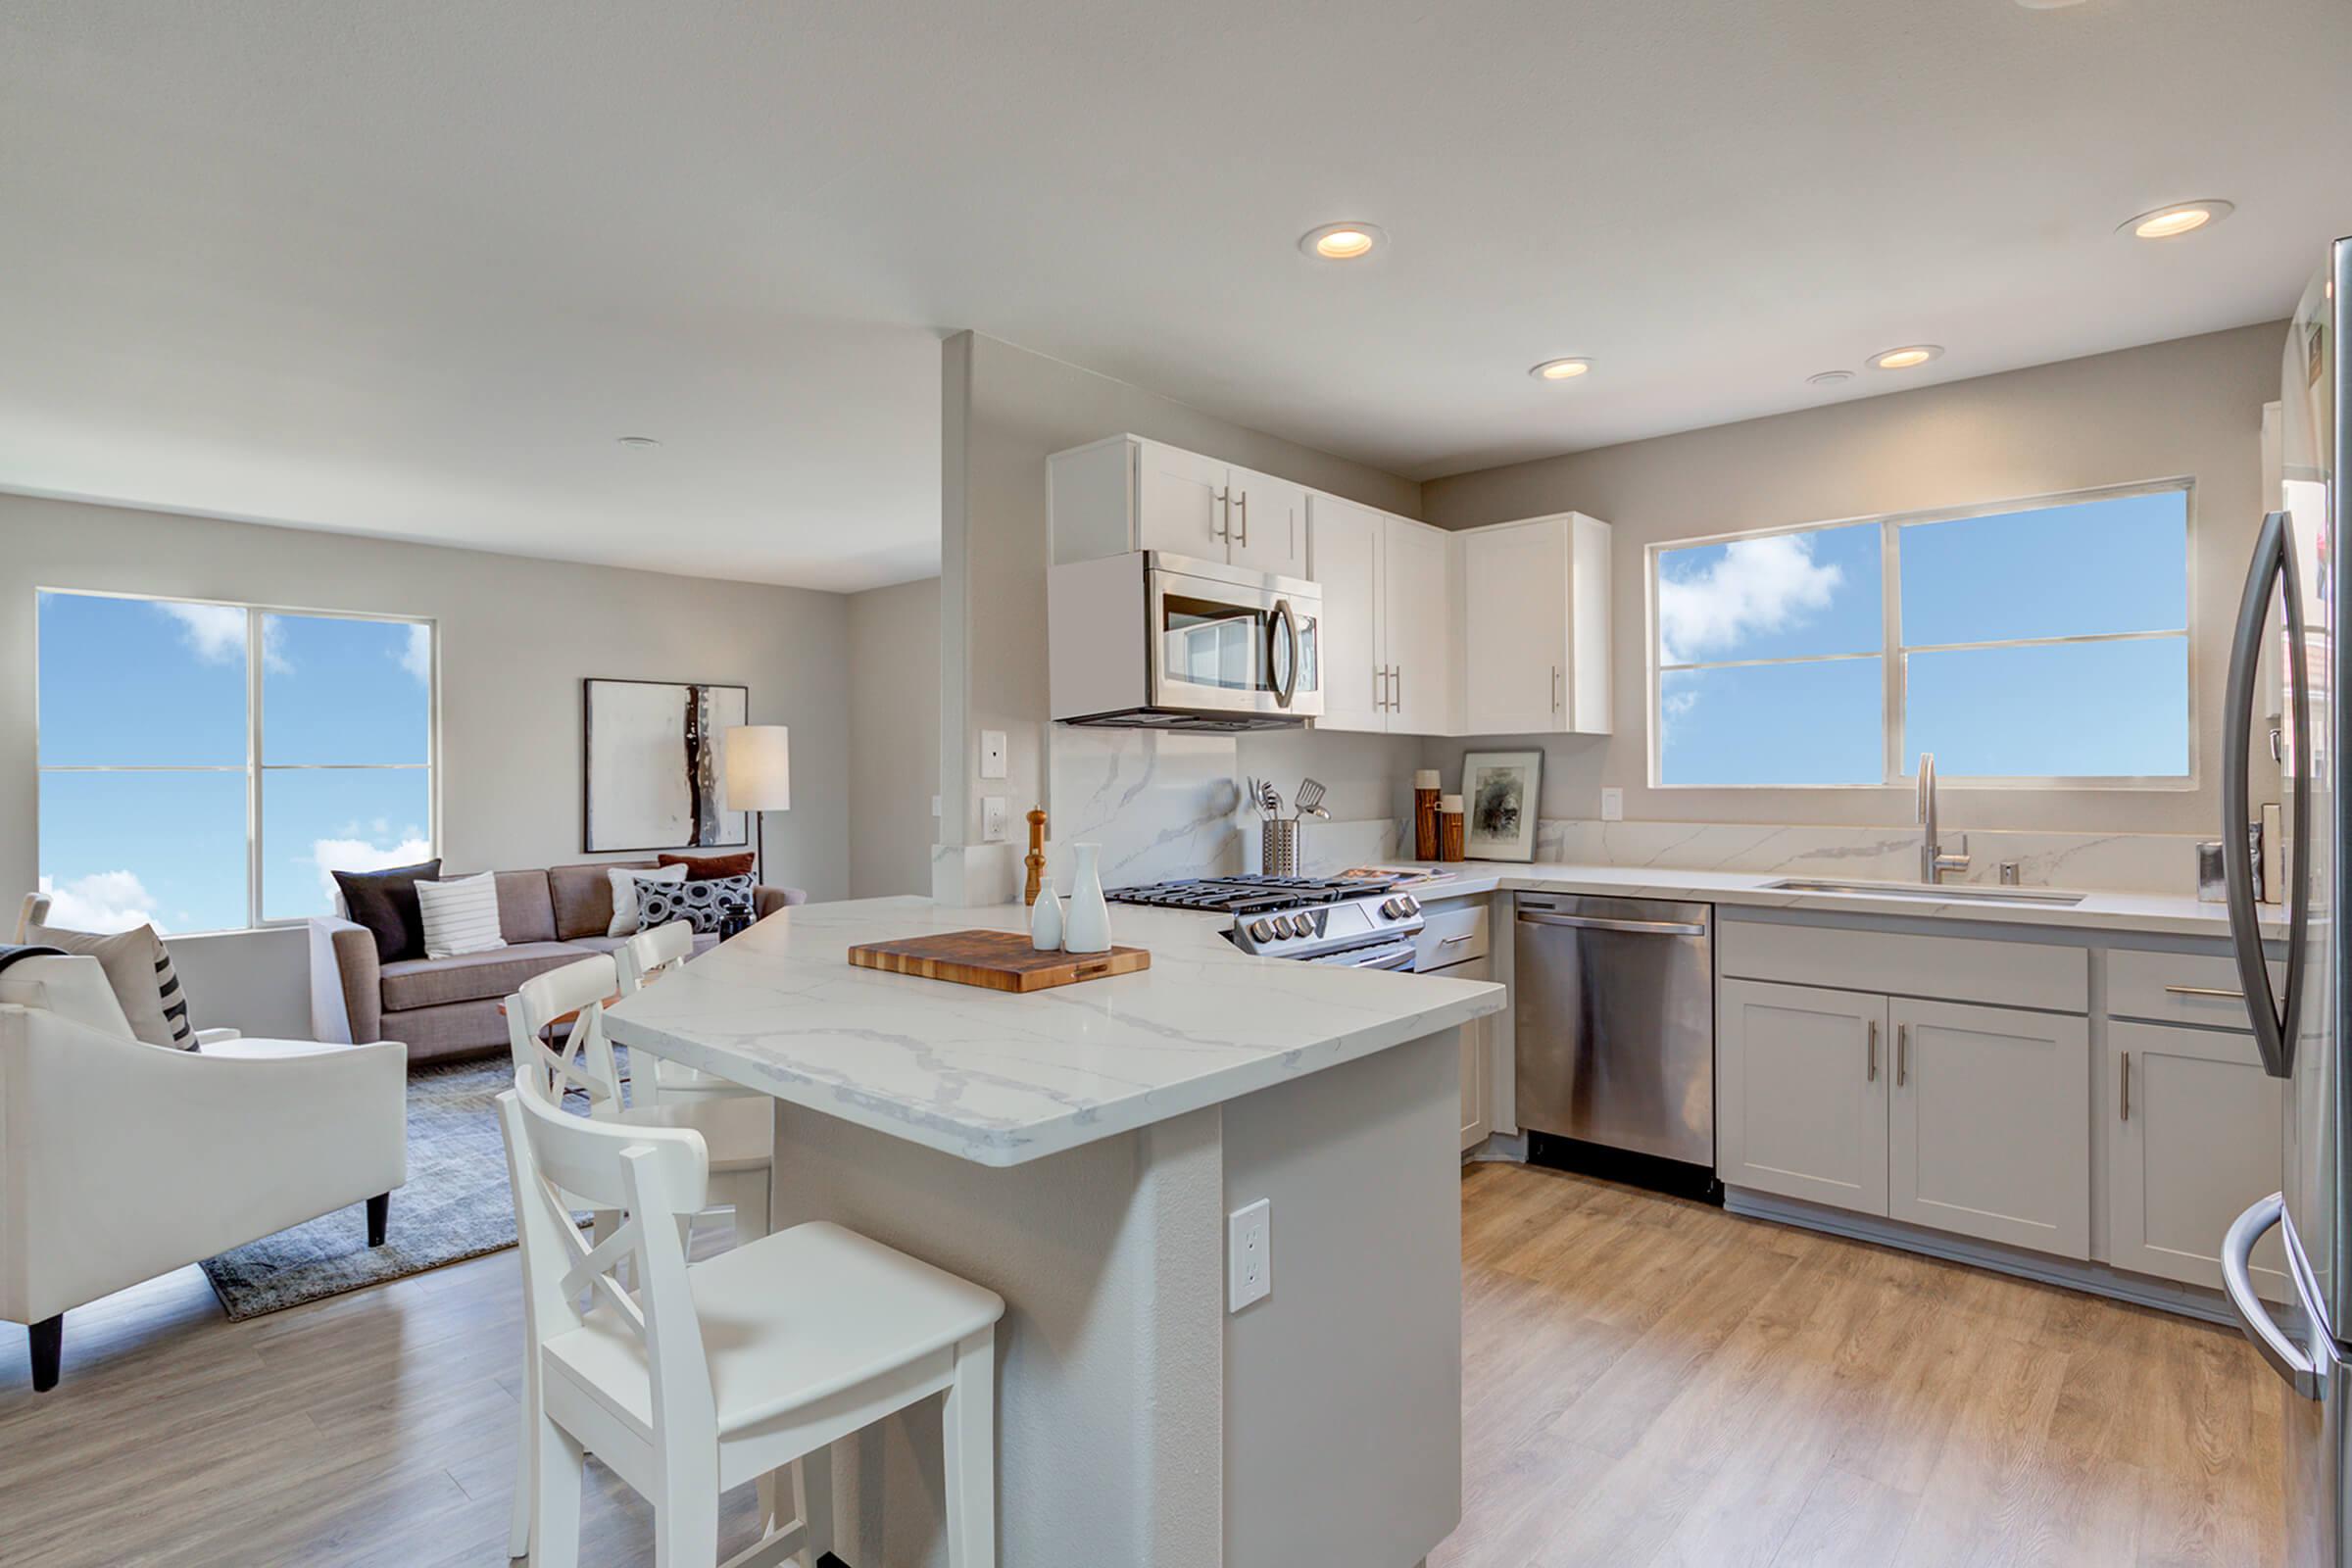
[1380,858,2284,941]
[601,895,1506,1167]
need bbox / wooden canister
[1439,793,1466,862]
[1413,769,1443,861]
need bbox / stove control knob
[1292,912,1316,936]
[1396,894,1420,915]
[1271,914,1298,938]
[1248,919,1275,943]
[1380,898,1405,919]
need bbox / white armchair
[0,955,408,1392]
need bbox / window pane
[263,614,431,764]
[38,592,247,765]
[1655,522,1880,664]
[39,770,248,934]
[1905,637,2188,777]
[261,768,433,921]
[1658,660,1884,786]
[1900,491,2188,646]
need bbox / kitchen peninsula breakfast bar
[602,894,1504,1568]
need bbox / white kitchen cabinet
[1048,435,1308,577]
[1456,513,1611,735]
[1226,465,1308,577]
[1717,979,1889,1216]
[1307,493,1456,735]
[1436,953,1495,1152]
[1888,998,2089,1259]
[2108,1020,2289,1300]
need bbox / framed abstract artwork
[581,678,749,853]
[1460,749,1543,862]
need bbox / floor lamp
[722,725,791,889]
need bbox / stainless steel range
[1106,874,1427,969]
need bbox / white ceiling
[5,1,2349,591]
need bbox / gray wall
[848,575,941,898]
[0,491,854,1036]
[1419,322,2284,835]
[937,330,1423,897]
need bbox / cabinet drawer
[1415,901,1491,970]
[1718,917,2086,1013]
[2106,947,2284,1029]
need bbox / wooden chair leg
[531,1407,585,1568]
[27,1315,62,1394]
[941,1329,996,1568]
[366,1193,390,1248]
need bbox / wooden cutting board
[847,929,1152,993]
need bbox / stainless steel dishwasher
[1513,893,1718,1199]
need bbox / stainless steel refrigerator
[2224,236,2348,1568]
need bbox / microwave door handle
[2222,510,2309,1079]
[1268,598,1298,709]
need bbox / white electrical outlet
[1600,788,1624,822]
[1228,1198,1271,1312]
[982,796,1008,842]
[980,729,1008,780]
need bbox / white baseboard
[1723,1187,2248,1329]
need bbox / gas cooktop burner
[1104,873,1404,915]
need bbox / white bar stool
[619,919,759,1106]
[498,1065,1003,1567]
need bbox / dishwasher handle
[1517,910,1708,938]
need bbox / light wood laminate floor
[0,1162,2285,1566]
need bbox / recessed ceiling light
[1870,345,1944,371]
[1299,221,1385,261]
[1528,358,1592,381]
[2120,200,2233,240]
[615,435,662,448]
[1807,369,1855,386]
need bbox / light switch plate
[932,794,943,818]
[1228,1198,1271,1312]
[979,730,1007,780]
[1600,788,1624,821]
[982,796,1008,842]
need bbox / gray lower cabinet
[1716,979,1889,1215]
[1886,997,2089,1259]
[2106,1019,2289,1300]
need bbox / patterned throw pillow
[25,921,195,1048]
[635,873,753,936]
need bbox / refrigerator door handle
[2222,1193,2322,1400]
[2221,510,2311,1079]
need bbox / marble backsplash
[1043,728,2215,899]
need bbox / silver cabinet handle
[1516,910,1707,937]
[1213,487,1231,541]
[2120,1052,2130,1122]
[1236,489,1250,548]
[2165,984,2246,999]
[1440,932,1473,946]
[1896,1023,1908,1087]
[2224,1194,2320,1399]
[1550,664,1563,713]
[1390,664,1401,711]
[1867,1019,1878,1082]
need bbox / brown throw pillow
[332,859,444,963]
[659,852,757,880]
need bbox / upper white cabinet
[1051,435,1308,578]
[1308,494,1456,736]
[1456,513,1611,735]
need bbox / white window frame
[34,588,441,935]
[1644,478,2198,792]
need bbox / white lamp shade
[722,725,791,811]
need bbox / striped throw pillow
[416,872,509,959]
[25,921,196,1049]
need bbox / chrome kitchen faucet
[1917,752,1971,885]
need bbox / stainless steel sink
[1764,877,2087,906]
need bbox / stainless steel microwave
[1048,553,1324,731]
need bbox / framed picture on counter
[1461,749,1543,861]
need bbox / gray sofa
[308,861,806,1065]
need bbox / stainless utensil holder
[1262,820,1298,877]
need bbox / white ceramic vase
[1062,843,1111,954]
[1030,881,1065,952]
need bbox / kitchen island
[603,894,1505,1568]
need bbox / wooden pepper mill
[1413,769,1443,861]
[1023,808,1049,906]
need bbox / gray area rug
[198,1052,621,1321]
